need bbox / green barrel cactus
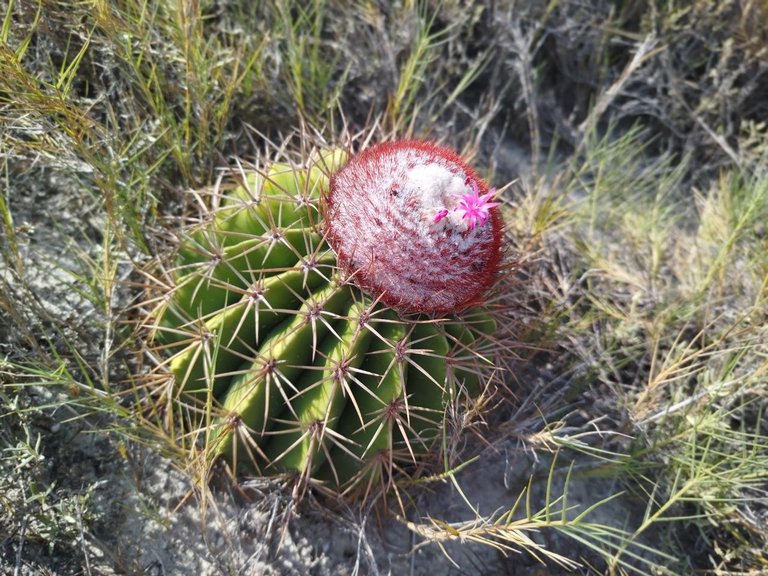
[145,141,508,498]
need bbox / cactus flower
[325,141,503,315]
[455,177,499,230]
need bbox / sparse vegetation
[1,1,767,574]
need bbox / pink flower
[433,209,449,223]
[454,178,498,230]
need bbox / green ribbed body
[149,150,498,496]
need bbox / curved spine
[395,322,450,456]
[443,312,497,397]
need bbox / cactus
[145,141,508,498]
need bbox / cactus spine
[146,143,505,497]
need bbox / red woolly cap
[325,140,503,315]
